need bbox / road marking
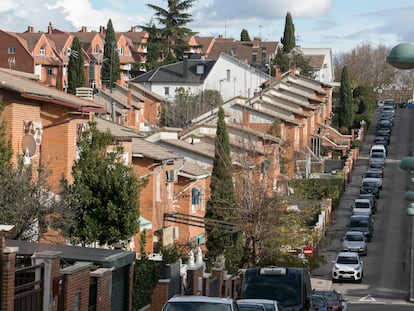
[359,295,376,302]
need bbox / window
[47,68,53,76]
[8,46,16,54]
[40,45,46,55]
[226,69,230,81]
[164,87,170,96]
[118,46,124,55]
[94,44,100,54]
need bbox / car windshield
[371,153,384,158]
[316,292,339,301]
[365,172,380,178]
[336,255,359,265]
[312,296,325,307]
[237,304,266,311]
[346,234,363,241]
[163,302,232,311]
[350,218,368,227]
[363,181,377,188]
[241,278,301,307]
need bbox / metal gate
[14,263,44,311]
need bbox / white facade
[146,53,271,103]
[300,48,335,83]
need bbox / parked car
[367,161,385,177]
[352,198,373,215]
[371,136,388,150]
[369,152,386,167]
[357,193,377,213]
[341,231,367,255]
[360,177,380,199]
[311,294,328,311]
[312,290,347,311]
[348,213,374,242]
[236,302,267,311]
[369,144,387,158]
[162,295,238,311]
[375,129,391,144]
[237,299,284,311]
[364,168,383,189]
[332,252,364,283]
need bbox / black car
[375,129,391,145]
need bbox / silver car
[341,231,367,255]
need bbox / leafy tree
[281,12,296,53]
[161,88,222,127]
[240,29,251,41]
[205,106,239,270]
[0,100,55,241]
[67,36,86,94]
[101,19,120,88]
[56,122,141,246]
[338,66,354,130]
[145,0,196,62]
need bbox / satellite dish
[21,134,36,157]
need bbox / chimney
[127,89,131,106]
[48,22,52,34]
[130,26,136,33]
[182,55,188,79]
[99,26,105,34]
[81,26,87,32]
[27,26,34,33]
[275,66,282,81]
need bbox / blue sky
[0,0,413,55]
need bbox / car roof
[167,295,234,304]
[362,177,380,182]
[337,251,359,258]
[345,230,364,236]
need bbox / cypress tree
[281,12,296,53]
[101,19,120,88]
[240,29,251,41]
[0,101,12,170]
[205,106,238,267]
[339,66,354,130]
[67,36,86,94]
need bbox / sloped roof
[6,239,135,269]
[94,117,143,140]
[130,58,215,84]
[132,138,183,161]
[0,68,105,111]
[180,160,210,178]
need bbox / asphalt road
[311,106,414,311]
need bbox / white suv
[162,295,238,311]
[332,252,363,283]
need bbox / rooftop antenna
[259,25,262,38]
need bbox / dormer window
[40,45,46,55]
[8,46,16,54]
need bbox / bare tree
[334,42,397,91]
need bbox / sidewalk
[311,138,372,290]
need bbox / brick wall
[61,262,93,311]
[91,268,112,311]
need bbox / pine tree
[205,106,239,268]
[146,0,196,62]
[240,29,251,41]
[339,66,354,130]
[67,36,86,94]
[281,12,296,53]
[101,19,121,88]
[57,122,141,245]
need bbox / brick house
[0,68,106,192]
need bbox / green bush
[132,259,160,310]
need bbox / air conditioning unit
[166,169,178,183]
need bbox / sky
[1,0,414,55]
